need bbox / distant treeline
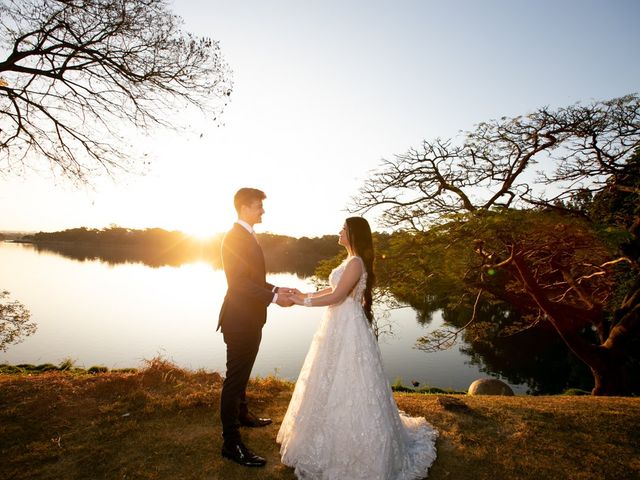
[20,227,343,276]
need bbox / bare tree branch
[0,0,232,183]
[352,95,639,230]
[415,289,483,352]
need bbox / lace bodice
[329,256,367,303]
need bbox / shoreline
[0,361,591,396]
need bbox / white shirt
[236,219,255,235]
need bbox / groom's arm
[222,236,275,306]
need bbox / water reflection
[1,241,506,392]
[20,233,341,277]
[27,241,217,269]
[5,240,595,393]
[413,298,593,394]
[460,325,593,394]
[4,241,591,394]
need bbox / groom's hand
[276,293,294,307]
[279,287,301,295]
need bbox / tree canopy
[354,95,640,395]
[0,290,35,352]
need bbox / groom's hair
[234,187,266,213]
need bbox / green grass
[0,361,139,376]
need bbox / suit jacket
[217,223,276,333]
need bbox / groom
[217,187,297,467]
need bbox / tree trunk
[545,321,630,395]
[577,344,628,395]
[511,252,631,395]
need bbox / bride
[277,217,437,480]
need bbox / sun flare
[180,222,217,240]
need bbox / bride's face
[338,224,350,249]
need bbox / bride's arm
[300,259,363,307]
[306,287,332,298]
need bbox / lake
[0,241,527,393]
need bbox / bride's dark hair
[345,216,375,324]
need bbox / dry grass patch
[396,394,640,480]
[1,360,639,480]
[0,360,294,480]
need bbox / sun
[184,227,214,240]
[180,219,217,240]
[173,206,232,240]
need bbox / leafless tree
[352,94,639,229]
[0,0,232,183]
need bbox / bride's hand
[290,293,305,305]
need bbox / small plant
[87,365,109,374]
[561,388,591,396]
[112,368,137,374]
[34,363,58,372]
[391,378,415,393]
[58,358,75,371]
[0,364,23,374]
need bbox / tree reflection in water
[19,237,594,393]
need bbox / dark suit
[218,223,276,442]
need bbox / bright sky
[1,0,639,238]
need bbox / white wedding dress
[277,256,438,480]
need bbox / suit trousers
[220,328,263,442]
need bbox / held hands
[276,293,294,307]
[275,287,302,307]
[290,294,306,306]
[275,287,310,307]
[279,287,302,295]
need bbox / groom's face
[243,200,264,225]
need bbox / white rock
[468,378,515,396]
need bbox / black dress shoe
[239,413,272,428]
[221,441,266,467]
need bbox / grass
[1,359,639,480]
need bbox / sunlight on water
[0,242,525,392]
